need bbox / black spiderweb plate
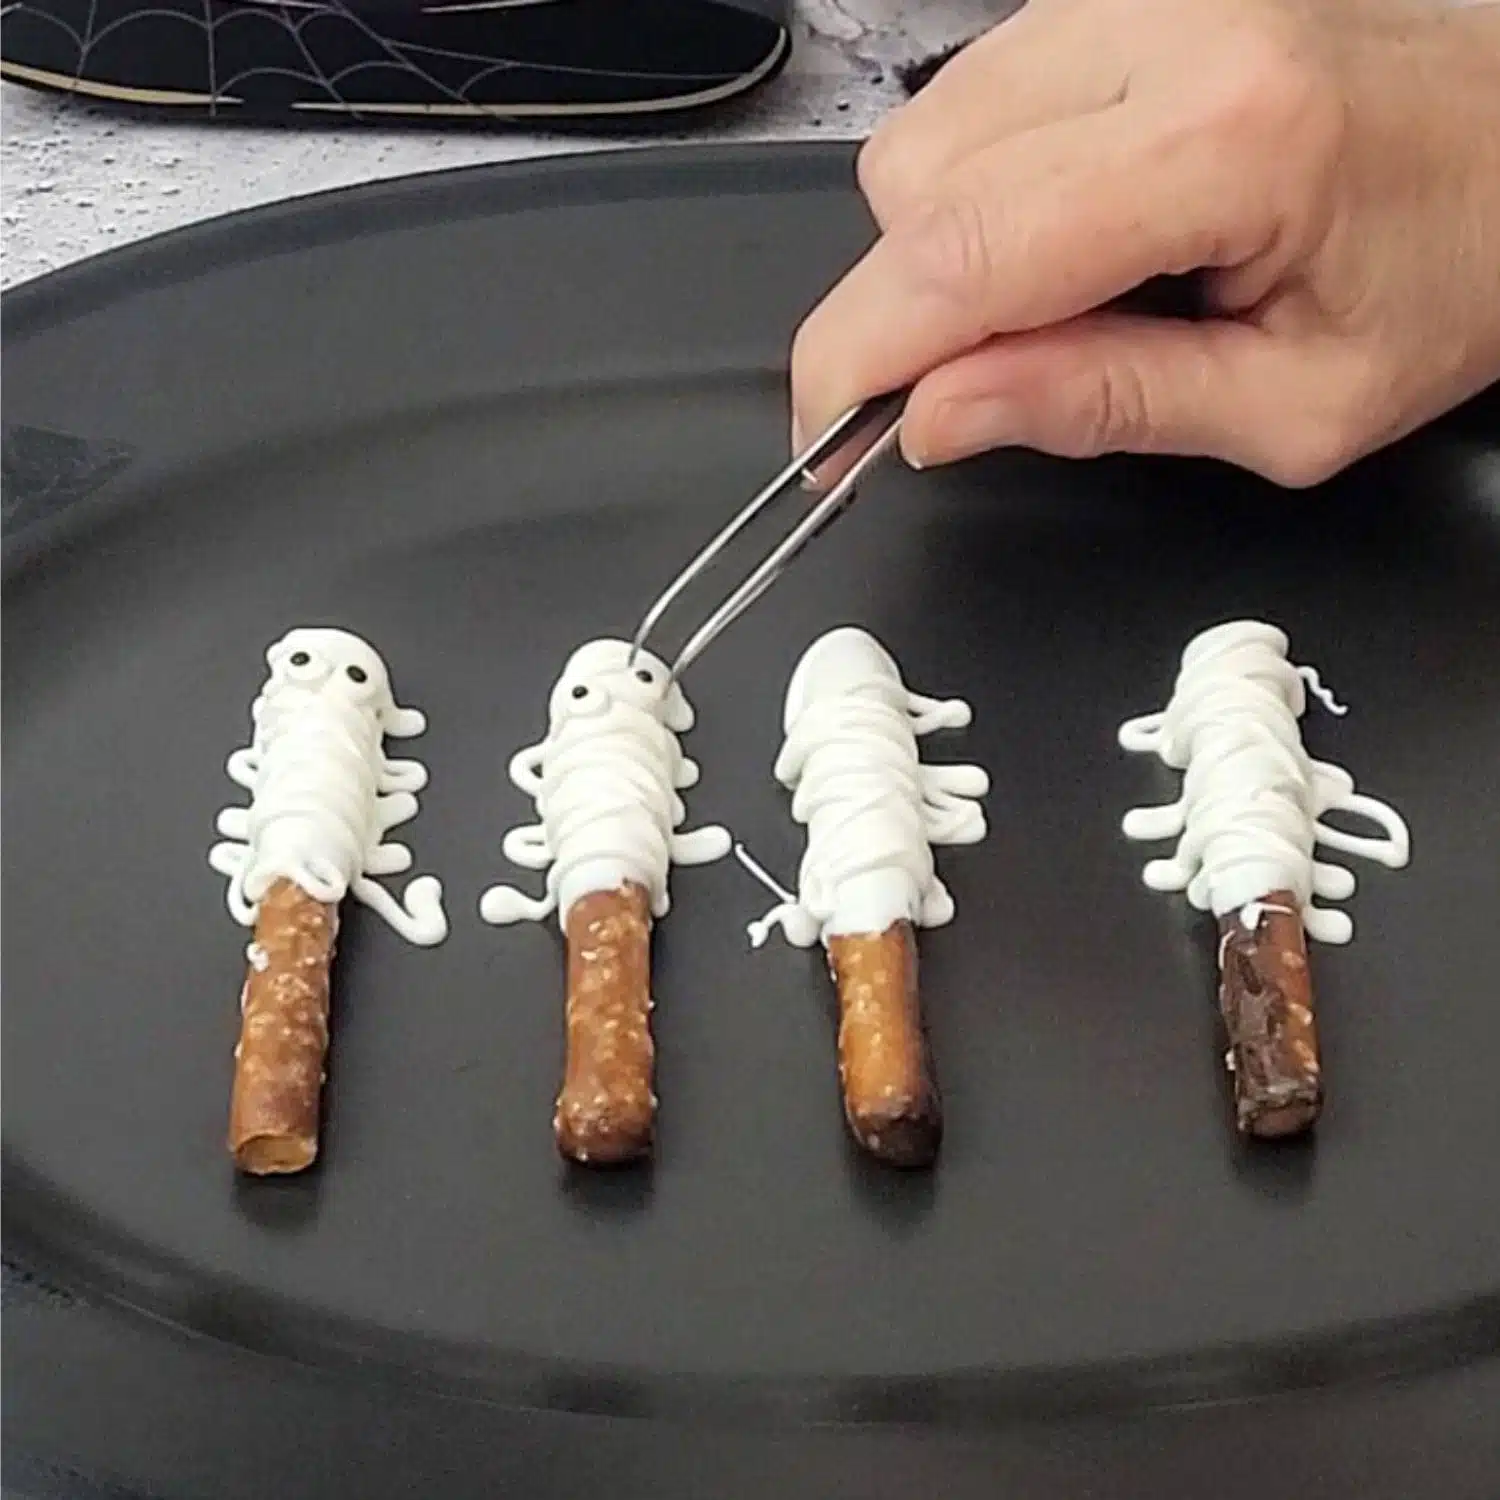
[3,147,1500,1500]
[0,0,788,119]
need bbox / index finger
[857,6,1130,228]
[790,99,1252,449]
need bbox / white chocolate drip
[731,843,799,949]
[747,627,989,948]
[1118,619,1410,944]
[209,628,448,947]
[479,639,730,927]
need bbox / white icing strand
[751,627,989,948]
[209,627,448,947]
[731,842,799,949]
[1118,619,1410,945]
[1298,666,1348,717]
[479,638,730,928]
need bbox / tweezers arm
[667,416,904,681]
[629,389,908,673]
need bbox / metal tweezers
[628,389,907,682]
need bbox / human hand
[789,0,1500,487]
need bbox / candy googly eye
[333,657,387,703]
[634,668,654,684]
[555,678,611,720]
[282,648,326,682]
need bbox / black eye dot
[571,684,589,700]
[289,651,311,667]
[346,665,368,684]
[635,668,654,684]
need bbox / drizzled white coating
[479,639,730,927]
[745,627,989,948]
[209,628,448,946]
[1118,620,1410,944]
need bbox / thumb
[901,313,1365,489]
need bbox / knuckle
[855,127,904,218]
[1072,363,1154,457]
[1262,449,1333,490]
[1264,412,1362,489]
[1200,27,1339,149]
[893,193,997,307]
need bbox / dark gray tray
[5,145,1499,1500]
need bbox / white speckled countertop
[1,0,1001,287]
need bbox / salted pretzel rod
[229,879,338,1173]
[480,639,730,1165]
[554,882,658,1163]
[827,920,942,1166]
[740,628,988,1168]
[211,628,447,1174]
[1120,621,1410,1139]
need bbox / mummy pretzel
[480,639,731,1164]
[210,628,448,1174]
[1119,620,1410,1137]
[739,627,989,1166]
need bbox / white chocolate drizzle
[209,628,448,946]
[479,639,730,928]
[743,627,989,948]
[1118,619,1410,944]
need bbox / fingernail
[929,396,1018,463]
[799,467,823,493]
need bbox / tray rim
[0,141,859,345]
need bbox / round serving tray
[5,145,1499,1500]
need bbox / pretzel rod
[228,878,338,1174]
[480,640,730,1166]
[1216,891,1322,1138]
[737,630,986,1169]
[1120,621,1410,1140]
[556,882,657,1164]
[827,920,942,1167]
